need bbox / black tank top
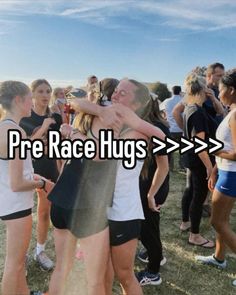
[48,158,117,210]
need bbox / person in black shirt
[20,79,62,271]
[173,63,225,130]
[47,80,166,295]
[204,62,225,122]
[136,97,170,286]
[181,73,217,248]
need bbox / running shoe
[34,250,54,271]
[137,250,149,263]
[137,250,167,266]
[195,254,227,269]
[136,269,162,286]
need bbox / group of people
[0,63,236,295]
[171,64,236,282]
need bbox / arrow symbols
[193,136,208,153]
[209,138,224,153]
[152,137,166,154]
[151,136,224,155]
[166,137,180,153]
[180,137,194,154]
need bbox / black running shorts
[109,219,141,246]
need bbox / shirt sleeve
[189,110,208,136]
[19,117,34,136]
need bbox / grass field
[1,168,236,295]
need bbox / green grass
[1,168,236,294]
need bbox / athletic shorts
[109,219,141,246]
[0,208,32,221]
[50,203,108,238]
[215,169,236,197]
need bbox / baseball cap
[68,88,87,98]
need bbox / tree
[149,82,171,102]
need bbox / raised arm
[114,104,166,140]
[30,117,56,140]
[205,88,225,116]
[70,98,122,130]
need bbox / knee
[5,258,25,274]
[116,267,134,287]
[87,277,105,290]
[211,218,226,233]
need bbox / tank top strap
[87,126,99,140]
[0,119,19,127]
[0,119,19,160]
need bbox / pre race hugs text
[7,129,224,169]
[7,130,148,169]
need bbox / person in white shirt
[195,70,236,285]
[160,86,184,170]
[0,81,53,295]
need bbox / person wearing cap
[65,88,87,124]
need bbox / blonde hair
[127,79,152,120]
[73,96,101,134]
[184,73,206,96]
[51,87,64,105]
[0,105,5,120]
[0,81,30,111]
[74,79,152,134]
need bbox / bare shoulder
[122,129,148,141]
[229,110,236,126]
[0,122,26,147]
[1,122,26,137]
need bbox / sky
[0,0,236,88]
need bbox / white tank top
[107,160,144,221]
[0,120,34,216]
[216,108,236,172]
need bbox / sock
[36,243,45,255]
[213,255,224,264]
